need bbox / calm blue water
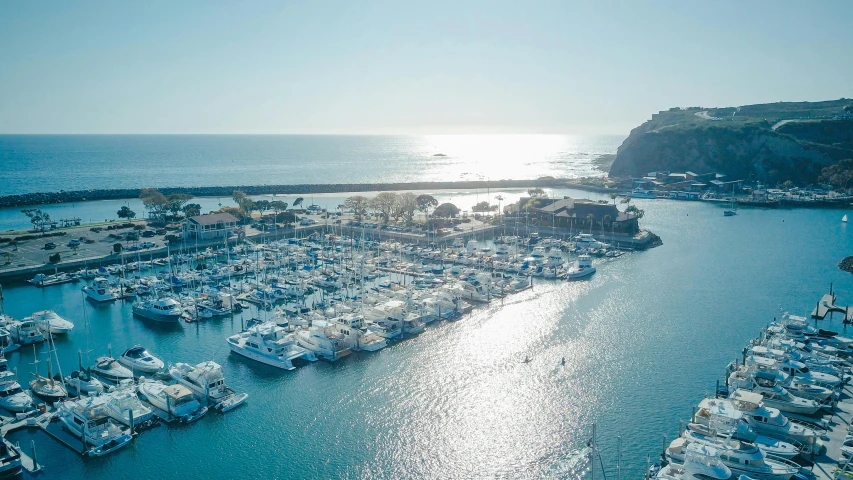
[0,135,621,195]
[1,198,852,479]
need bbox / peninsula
[609,99,853,185]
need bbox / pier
[810,285,853,323]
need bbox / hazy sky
[1,1,851,135]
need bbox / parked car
[67,239,81,247]
[43,242,57,250]
[141,230,155,237]
[140,241,156,249]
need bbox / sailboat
[843,214,848,223]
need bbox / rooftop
[187,212,239,226]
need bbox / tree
[610,192,618,205]
[21,209,51,234]
[369,192,399,223]
[270,201,288,224]
[344,196,369,221]
[819,159,853,191]
[602,214,612,230]
[48,253,60,264]
[433,203,460,218]
[113,243,123,254]
[625,205,644,219]
[586,213,595,233]
[117,206,136,220]
[416,194,439,226]
[140,189,169,223]
[471,201,497,213]
[166,193,194,217]
[292,197,304,209]
[255,200,271,217]
[182,203,202,217]
[527,188,546,198]
[397,193,418,224]
[232,190,255,218]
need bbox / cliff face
[610,101,853,184]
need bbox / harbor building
[183,212,239,240]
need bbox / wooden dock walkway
[810,384,853,480]
[811,292,853,322]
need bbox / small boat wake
[545,446,591,479]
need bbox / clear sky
[1,1,851,135]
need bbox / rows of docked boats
[649,312,853,480]
[0,339,247,458]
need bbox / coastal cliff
[610,100,853,184]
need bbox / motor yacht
[295,320,352,361]
[566,255,596,280]
[684,422,799,460]
[726,390,823,449]
[82,277,118,302]
[0,354,33,412]
[7,320,43,345]
[666,434,800,480]
[655,443,731,480]
[227,321,316,370]
[91,355,135,383]
[0,438,22,478]
[102,380,154,427]
[0,329,18,354]
[26,310,74,335]
[168,361,248,412]
[727,365,821,415]
[57,396,133,456]
[137,380,207,423]
[117,345,165,374]
[132,298,183,323]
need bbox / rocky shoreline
[839,256,853,273]
[0,178,617,208]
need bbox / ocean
[0,135,851,479]
[0,135,621,195]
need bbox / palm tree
[602,214,611,231]
[586,213,595,234]
[293,197,304,210]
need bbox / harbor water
[2,198,852,479]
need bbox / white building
[184,213,239,240]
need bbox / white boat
[655,443,730,480]
[684,423,799,460]
[27,310,74,335]
[168,361,248,412]
[83,277,118,302]
[132,298,183,323]
[29,355,67,403]
[7,320,43,345]
[666,434,800,480]
[57,396,133,456]
[137,380,207,423]
[726,390,822,449]
[117,345,164,374]
[102,380,154,427]
[630,188,657,199]
[91,355,135,383]
[0,354,33,412]
[295,320,352,361]
[728,364,821,415]
[566,255,596,280]
[328,315,387,352]
[545,248,564,268]
[64,367,105,397]
[843,214,848,223]
[227,321,316,370]
[0,329,18,354]
[0,438,22,478]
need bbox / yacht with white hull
[103,380,154,428]
[27,310,74,335]
[666,434,800,480]
[57,396,133,456]
[117,346,164,374]
[295,320,351,361]
[0,354,33,413]
[168,361,248,412]
[227,321,316,370]
[566,255,596,280]
[137,380,207,423]
[132,298,183,323]
[655,444,731,480]
[82,277,118,302]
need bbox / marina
[0,193,847,479]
